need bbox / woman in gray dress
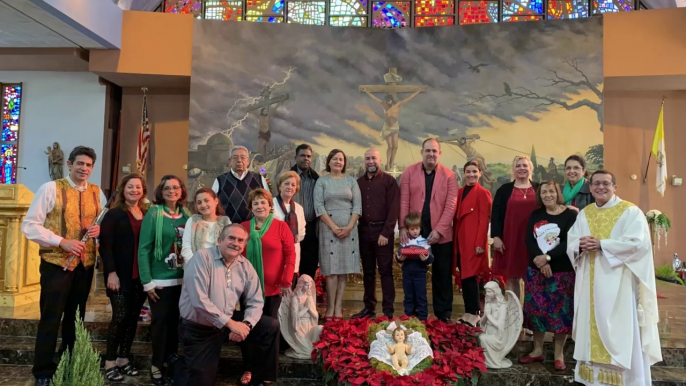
[314,149,362,319]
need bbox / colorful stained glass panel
[415,16,455,26]
[1,84,22,184]
[205,1,244,20]
[246,0,285,15]
[415,0,455,15]
[164,0,202,16]
[547,0,589,19]
[503,0,544,16]
[330,16,368,26]
[458,1,498,24]
[592,0,634,14]
[372,1,410,28]
[287,1,326,24]
[245,16,284,22]
[503,15,542,21]
[330,0,368,15]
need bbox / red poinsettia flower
[312,316,486,385]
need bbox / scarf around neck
[563,179,585,205]
[247,213,274,296]
[154,205,189,261]
[277,195,298,242]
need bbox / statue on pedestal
[278,275,322,359]
[44,142,64,181]
[479,281,523,369]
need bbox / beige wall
[604,8,686,78]
[604,90,686,267]
[119,88,189,192]
[90,11,193,77]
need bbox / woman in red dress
[453,161,492,327]
[491,155,539,303]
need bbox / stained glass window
[372,1,411,28]
[415,15,455,26]
[330,0,368,15]
[458,1,498,24]
[1,84,22,185]
[245,15,285,21]
[415,0,455,15]
[330,16,368,26]
[547,0,589,19]
[164,0,203,17]
[592,0,633,14]
[502,0,543,21]
[287,1,327,24]
[205,1,244,20]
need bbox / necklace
[516,186,532,199]
[547,205,565,215]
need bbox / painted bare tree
[463,59,603,131]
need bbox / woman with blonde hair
[273,171,306,276]
[491,155,539,302]
[100,173,150,381]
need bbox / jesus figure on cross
[360,68,426,171]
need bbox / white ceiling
[0,0,106,48]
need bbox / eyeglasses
[591,182,614,188]
[163,186,181,192]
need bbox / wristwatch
[241,320,253,331]
[545,255,551,262]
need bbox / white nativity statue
[278,275,323,359]
[479,281,523,369]
[368,321,433,376]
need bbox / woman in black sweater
[519,181,577,371]
[99,173,149,382]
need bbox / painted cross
[247,93,289,113]
[358,68,426,99]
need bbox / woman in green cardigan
[138,174,190,385]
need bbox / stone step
[0,336,321,379]
[2,318,684,368]
[1,338,684,386]
[0,364,320,386]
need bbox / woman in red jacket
[241,188,296,318]
[453,160,492,327]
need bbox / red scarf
[277,195,298,242]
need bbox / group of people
[21,141,661,386]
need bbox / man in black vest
[212,146,268,224]
[290,144,320,280]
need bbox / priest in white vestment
[567,170,661,386]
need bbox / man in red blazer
[399,138,458,322]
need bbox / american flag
[137,95,150,175]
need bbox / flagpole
[643,96,665,184]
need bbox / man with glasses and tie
[177,224,280,386]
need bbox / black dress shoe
[439,317,452,324]
[35,378,50,386]
[383,311,394,319]
[351,308,376,319]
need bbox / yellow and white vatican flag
[652,102,667,196]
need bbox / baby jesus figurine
[387,328,412,375]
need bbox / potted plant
[655,264,685,285]
[645,210,671,250]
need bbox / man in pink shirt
[399,138,458,323]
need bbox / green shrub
[51,307,104,386]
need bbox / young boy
[396,212,434,320]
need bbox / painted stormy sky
[188,17,602,153]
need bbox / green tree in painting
[585,144,604,169]
[51,307,104,386]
